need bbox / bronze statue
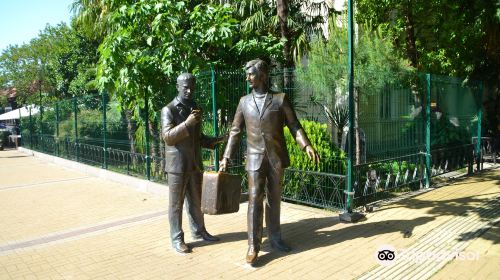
[220,59,320,265]
[161,73,222,253]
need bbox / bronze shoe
[246,246,259,264]
[173,241,191,254]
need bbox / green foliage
[430,113,471,149]
[284,120,345,173]
[95,0,243,142]
[221,0,335,64]
[297,16,414,152]
[97,1,238,105]
[402,112,471,149]
[283,120,346,201]
[355,0,500,85]
[0,94,7,107]
[298,16,414,102]
[0,22,99,104]
[57,102,126,147]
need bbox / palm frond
[242,9,269,32]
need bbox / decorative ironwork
[283,169,346,210]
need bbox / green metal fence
[20,67,484,211]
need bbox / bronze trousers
[167,172,205,244]
[247,155,284,250]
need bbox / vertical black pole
[74,96,78,161]
[211,66,220,171]
[29,107,33,149]
[425,74,431,186]
[476,82,483,171]
[145,90,151,180]
[56,101,59,156]
[102,91,108,169]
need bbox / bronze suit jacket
[161,98,216,173]
[223,92,311,171]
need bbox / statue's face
[176,78,195,99]
[246,66,264,89]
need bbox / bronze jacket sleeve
[282,95,311,150]
[200,134,220,150]
[161,106,190,146]
[223,99,245,159]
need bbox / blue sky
[0,0,74,52]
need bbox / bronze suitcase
[201,171,242,215]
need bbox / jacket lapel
[259,93,273,119]
[246,95,260,118]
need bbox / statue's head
[244,59,269,90]
[176,73,196,99]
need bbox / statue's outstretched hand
[305,145,320,164]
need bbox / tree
[95,0,239,160]
[277,0,291,67]
[356,0,499,82]
[96,1,238,106]
[356,0,500,144]
[214,0,334,65]
[298,16,414,164]
[71,0,130,40]
[0,22,99,105]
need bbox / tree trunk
[277,0,292,68]
[277,0,295,99]
[125,109,137,164]
[148,120,160,177]
[403,2,418,68]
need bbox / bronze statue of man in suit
[161,73,221,254]
[220,59,320,264]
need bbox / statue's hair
[245,59,269,76]
[177,73,195,84]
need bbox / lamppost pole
[340,0,365,222]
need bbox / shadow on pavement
[254,216,435,267]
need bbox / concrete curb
[18,147,169,198]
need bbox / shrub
[283,120,346,202]
[284,120,345,173]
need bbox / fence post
[40,98,43,152]
[73,96,79,162]
[211,66,220,171]
[29,107,33,149]
[18,108,22,149]
[102,91,108,169]
[339,0,364,223]
[425,74,432,188]
[56,101,59,156]
[145,90,151,180]
[476,82,483,171]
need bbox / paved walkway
[0,149,498,280]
